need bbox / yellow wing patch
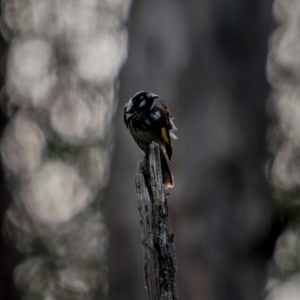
[161,127,171,145]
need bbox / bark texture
[135,142,177,300]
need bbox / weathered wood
[135,142,177,300]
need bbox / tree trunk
[135,142,178,300]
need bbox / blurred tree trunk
[106,1,273,300]
[0,33,13,300]
[266,0,300,299]
[0,0,130,299]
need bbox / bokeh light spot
[24,161,90,225]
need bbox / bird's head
[126,91,159,112]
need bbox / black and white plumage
[124,91,177,189]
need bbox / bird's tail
[161,152,174,189]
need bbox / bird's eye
[140,96,144,100]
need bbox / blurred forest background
[108,0,274,300]
[1,0,300,299]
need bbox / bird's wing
[154,106,173,161]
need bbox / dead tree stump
[135,142,178,300]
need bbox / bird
[124,91,177,189]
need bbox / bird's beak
[147,93,159,100]
[147,93,159,110]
